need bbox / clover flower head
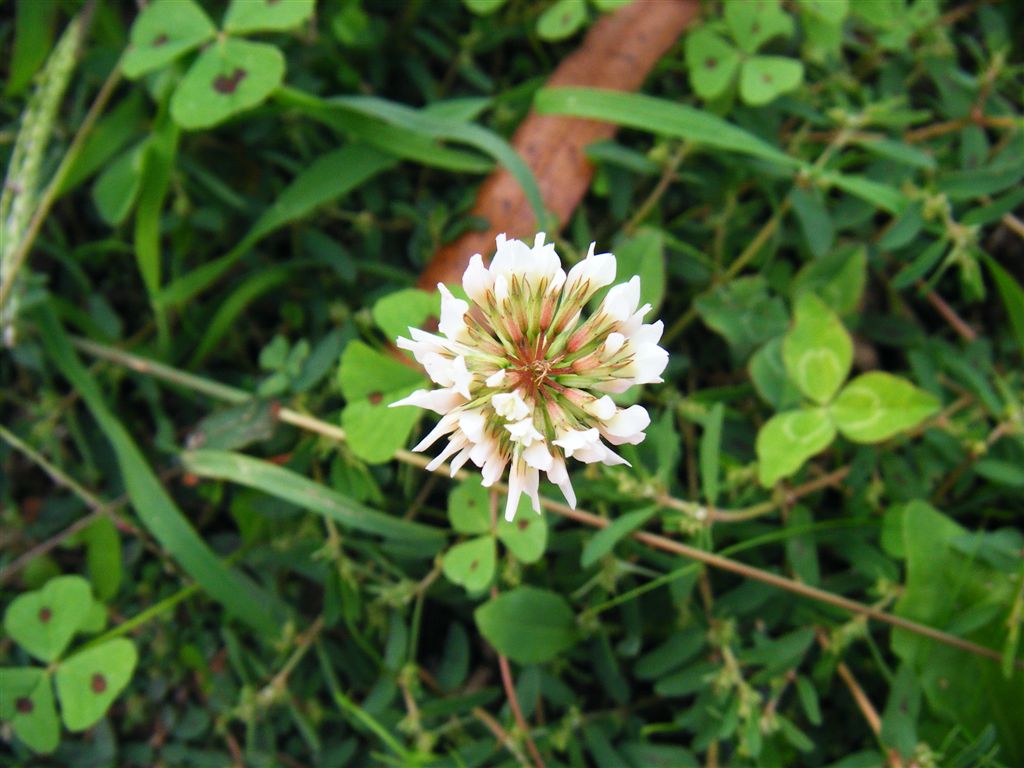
[392,233,668,521]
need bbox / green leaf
[122,0,216,79]
[92,143,144,226]
[133,112,179,299]
[725,0,794,53]
[756,408,836,486]
[830,372,940,443]
[83,518,121,601]
[464,0,508,15]
[181,450,444,548]
[536,0,587,41]
[739,56,804,106]
[171,38,285,131]
[534,88,800,169]
[442,536,496,593]
[448,478,492,534]
[981,253,1024,351]
[35,306,286,637]
[817,170,907,214]
[749,337,803,410]
[696,276,789,361]
[0,668,59,754]
[789,186,834,259]
[223,0,315,34]
[5,0,57,97]
[783,293,852,404]
[580,507,657,569]
[856,137,936,170]
[685,29,741,101]
[791,246,867,315]
[338,341,428,464]
[372,289,440,343]
[605,227,666,314]
[55,638,138,732]
[699,404,724,506]
[3,575,93,663]
[881,664,921,759]
[475,587,578,664]
[186,400,279,452]
[497,512,548,564]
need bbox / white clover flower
[391,233,668,521]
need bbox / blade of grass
[181,450,446,549]
[34,303,286,638]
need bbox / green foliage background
[2,0,1024,766]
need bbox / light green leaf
[339,341,428,464]
[817,170,907,214]
[749,337,803,410]
[475,587,578,664]
[756,408,836,487]
[223,0,315,34]
[3,575,93,663]
[700,404,724,506]
[725,0,794,53]
[581,507,656,569]
[791,246,867,315]
[695,276,789,361]
[55,638,138,732]
[605,227,666,314]
[789,186,834,259]
[464,0,508,15]
[534,88,800,168]
[83,517,121,601]
[497,512,548,564]
[0,668,59,754]
[881,664,921,759]
[122,0,216,79]
[448,478,492,534]
[797,0,848,24]
[171,38,285,131]
[782,292,852,404]
[181,450,444,547]
[830,372,940,443]
[91,143,144,226]
[685,29,740,101]
[536,0,587,41]
[442,536,496,593]
[981,253,1024,352]
[740,56,804,106]
[372,289,440,344]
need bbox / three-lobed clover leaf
[724,0,794,54]
[685,29,741,101]
[223,0,316,35]
[442,479,549,594]
[739,56,805,107]
[756,293,941,486]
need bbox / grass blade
[181,450,446,549]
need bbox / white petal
[603,331,625,356]
[438,283,470,341]
[426,435,466,472]
[458,409,486,443]
[585,395,617,421]
[492,390,530,421]
[504,461,524,521]
[546,453,577,508]
[602,276,641,323]
[412,413,458,452]
[422,352,455,387]
[388,388,466,414]
[523,440,554,471]
[494,273,509,303]
[565,245,616,302]
[506,418,543,446]
[485,369,506,387]
[630,344,669,384]
[450,356,474,399]
[449,447,472,476]
[462,253,491,305]
[553,427,601,458]
[604,404,650,439]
